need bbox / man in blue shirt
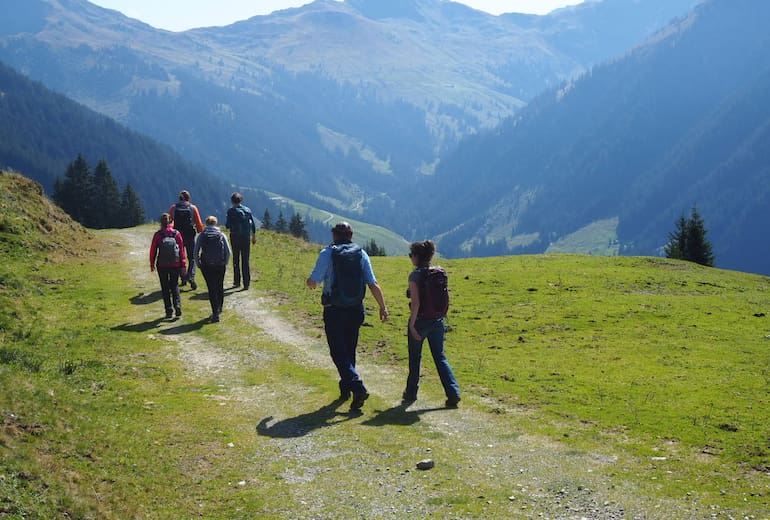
[225,192,257,289]
[307,222,389,412]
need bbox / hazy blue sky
[89,0,584,32]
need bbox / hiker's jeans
[200,264,226,316]
[405,317,460,400]
[157,267,182,312]
[323,304,367,395]
[230,234,251,287]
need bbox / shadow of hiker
[361,403,445,427]
[256,398,352,438]
[159,318,208,335]
[112,318,165,333]
[188,292,211,301]
[130,291,162,305]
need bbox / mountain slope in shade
[426,0,770,275]
[0,0,699,234]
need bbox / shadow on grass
[112,318,165,333]
[130,291,162,305]
[256,398,352,438]
[160,318,208,335]
[361,403,445,427]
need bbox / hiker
[225,192,257,289]
[306,222,389,412]
[402,240,460,408]
[149,213,187,319]
[169,190,204,289]
[194,216,231,323]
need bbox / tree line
[53,155,145,229]
[260,208,386,256]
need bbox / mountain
[0,0,699,235]
[0,59,229,218]
[425,0,770,275]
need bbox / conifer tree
[54,154,92,225]
[262,209,272,230]
[288,212,309,240]
[364,238,386,256]
[684,207,714,267]
[120,183,145,227]
[275,211,288,233]
[92,159,122,228]
[664,207,714,267]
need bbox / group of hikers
[149,190,256,323]
[150,192,460,412]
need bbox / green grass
[1,171,768,517]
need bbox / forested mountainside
[0,60,229,217]
[424,0,770,275]
[0,0,698,234]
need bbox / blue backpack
[327,243,366,307]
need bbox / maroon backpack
[417,266,449,319]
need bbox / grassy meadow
[1,171,768,518]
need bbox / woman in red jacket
[149,213,187,319]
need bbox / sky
[89,1,584,32]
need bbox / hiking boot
[401,392,417,405]
[175,307,182,317]
[180,279,187,286]
[445,396,460,409]
[211,314,220,323]
[165,310,173,319]
[350,391,369,411]
[190,280,197,290]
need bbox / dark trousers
[181,232,196,282]
[157,267,181,313]
[323,305,366,395]
[200,264,226,316]
[230,234,251,287]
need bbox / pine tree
[275,211,288,233]
[288,212,309,240]
[92,159,122,228]
[663,215,688,260]
[664,207,714,267]
[364,238,386,256]
[262,209,272,230]
[120,183,145,227]
[684,207,714,267]
[54,154,92,225]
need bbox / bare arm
[367,282,389,322]
[408,280,421,340]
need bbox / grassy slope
[1,171,768,518]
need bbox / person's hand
[379,307,389,322]
[409,323,421,340]
[150,265,155,272]
[251,234,257,245]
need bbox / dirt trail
[118,228,681,519]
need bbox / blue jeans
[230,234,251,287]
[157,267,181,313]
[323,304,366,395]
[405,317,460,400]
